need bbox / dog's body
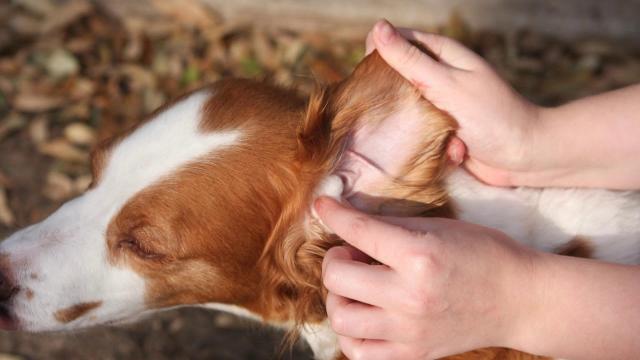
[0,51,638,360]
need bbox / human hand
[365,20,544,187]
[316,197,539,359]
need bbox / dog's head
[0,51,455,332]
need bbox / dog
[0,50,639,360]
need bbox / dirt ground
[1,1,640,359]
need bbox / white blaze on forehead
[96,89,241,212]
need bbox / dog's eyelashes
[117,238,163,260]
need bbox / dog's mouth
[0,303,18,330]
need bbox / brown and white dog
[0,51,639,360]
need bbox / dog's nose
[0,272,17,302]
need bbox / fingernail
[375,19,395,45]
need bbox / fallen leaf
[64,123,96,146]
[40,0,93,34]
[13,94,65,113]
[28,116,49,145]
[43,49,80,78]
[73,175,93,194]
[0,354,24,360]
[38,139,88,163]
[43,171,74,201]
[69,78,95,100]
[0,188,15,227]
[0,113,27,142]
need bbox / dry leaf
[43,49,79,78]
[69,78,95,100]
[14,0,54,16]
[73,175,93,194]
[38,139,88,163]
[28,116,49,145]
[0,354,24,360]
[0,113,27,141]
[64,123,96,146]
[0,188,15,227]
[13,94,65,112]
[43,171,74,201]
[40,0,92,34]
[151,0,219,28]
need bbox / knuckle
[329,309,349,334]
[403,291,430,315]
[401,45,426,67]
[340,338,357,359]
[407,249,440,281]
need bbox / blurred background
[1,0,640,359]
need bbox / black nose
[0,272,17,302]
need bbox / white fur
[301,321,340,360]
[311,175,344,233]
[446,169,640,263]
[0,89,242,330]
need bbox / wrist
[499,247,549,351]
[506,105,578,187]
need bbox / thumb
[372,19,451,94]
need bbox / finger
[372,215,457,234]
[393,27,484,70]
[371,19,452,93]
[463,157,514,187]
[339,336,409,360]
[315,197,417,267]
[323,246,397,307]
[447,136,466,166]
[322,245,372,284]
[325,292,392,340]
[365,29,375,55]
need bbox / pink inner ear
[335,102,426,208]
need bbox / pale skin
[318,19,640,360]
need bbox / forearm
[512,253,640,359]
[526,84,640,189]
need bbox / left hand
[316,197,539,360]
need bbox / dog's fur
[0,51,639,360]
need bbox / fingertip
[373,18,397,46]
[447,136,466,165]
[314,196,335,215]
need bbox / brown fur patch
[54,301,102,323]
[556,236,594,258]
[441,347,550,360]
[25,288,33,300]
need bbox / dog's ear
[298,51,457,216]
[257,51,457,346]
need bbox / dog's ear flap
[295,51,417,174]
[297,51,457,216]
[296,86,334,165]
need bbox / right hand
[365,20,543,187]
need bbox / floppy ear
[257,51,457,346]
[299,51,457,216]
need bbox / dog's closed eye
[117,237,164,261]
